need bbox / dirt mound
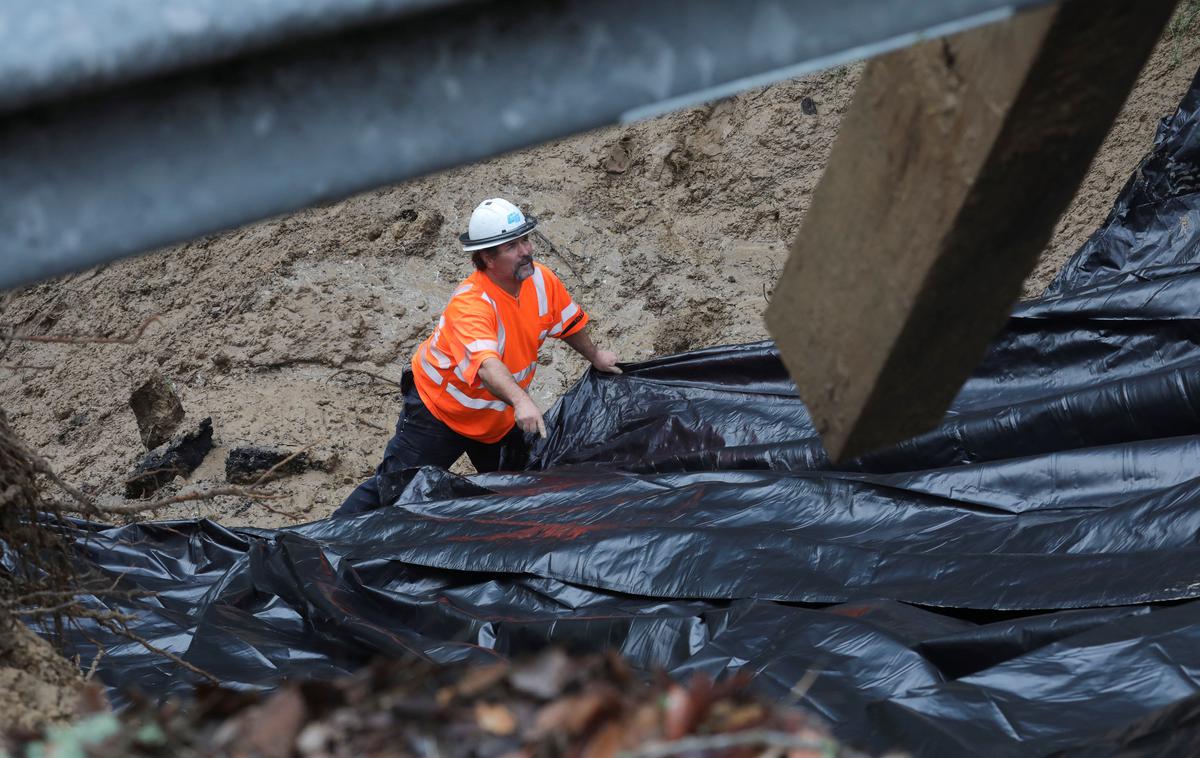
[0,411,86,732]
[0,617,84,733]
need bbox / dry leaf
[531,687,620,738]
[624,701,663,746]
[476,702,518,736]
[604,650,634,687]
[438,662,509,707]
[581,718,626,758]
[711,701,767,732]
[457,663,511,698]
[662,684,693,741]
[510,649,575,700]
[667,674,716,739]
[75,682,109,716]
[236,686,307,758]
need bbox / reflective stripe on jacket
[411,262,589,442]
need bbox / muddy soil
[1,22,1197,533]
[0,616,86,732]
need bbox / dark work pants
[333,371,519,517]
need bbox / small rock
[295,723,332,755]
[124,418,214,498]
[55,412,88,444]
[225,445,334,484]
[391,209,445,258]
[129,373,185,449]
[800,96,818,115]
[600,142,632,174]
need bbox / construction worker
[334,198,620,516]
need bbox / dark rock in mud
[225,445,330,484]
[124,418,213,498]
[129,373,185,449]
[390,208,444,258]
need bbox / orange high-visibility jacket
[412,262,589,442]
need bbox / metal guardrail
[0,0,461,114]
[0,0,1048,290]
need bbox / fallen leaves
[6,649,847,757]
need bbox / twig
[251,445,314,487]
[0,363,54,371]
[44,484,284,516]
[786,662,825,704]
[327,367,404,388]
[16,590,212,689]
[123,465,190,486]
[228,445,314,521]
[53,606,139,625]
[20,423,287,516]
[19,440,95,511]
[94,616,220,686]
[7,314,161,345]
[532,231,584,281]
[618,730,828,758]
[76,627,110,681]
[95,486,283,515]
[358,418,388,432]
[85,647,105,681]
[4,586,149,607]
[255,500,306,521]
[17,598,103,617]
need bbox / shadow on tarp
[26,65,1200,757]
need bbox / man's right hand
[514,397,547,438]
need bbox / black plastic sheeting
[26,67,1200,756]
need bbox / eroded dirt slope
[2,22,1198,528]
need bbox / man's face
[491,236,535,282]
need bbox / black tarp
[24,66,1200,757]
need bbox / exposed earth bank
[2,21,1198,530]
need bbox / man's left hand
[591,350,622,374]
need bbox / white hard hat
[460,198,538,252]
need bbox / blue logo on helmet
[507,211,522,224]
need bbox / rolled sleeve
[542,266,590,339]
[557,304,589,338]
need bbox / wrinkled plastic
[1046,64,1200,296]
[27,66,1200,757]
